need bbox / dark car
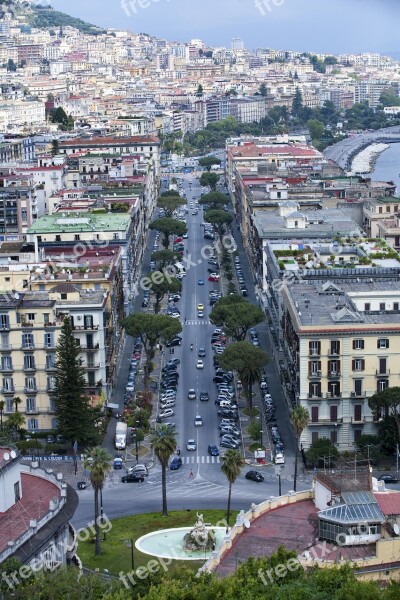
[213,375,230,384]
[162,364,178,373]
[170,456,182,470]
[245,470,264,482]
[121,473,144,483]
[166,337,182,347]
[378,474,399,484]
[166,358,180,367]
[200,391,209,402]
[198,347,206,357]
[220,439,239,449]
[218,409,238,420]
[142,298,149,307]
[208,444,220,456]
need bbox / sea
[370,143,400,194]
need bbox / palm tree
[290,406,310,492]
[150,425,177,516]
[0,400,4,429]
[83,446,112,556]
[239,365,261,412]
[221,449,243,531]
[4,411,25,441]
[13,397,22,412]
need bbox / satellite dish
[244,519,250,529]
[10,450,16,459]
[394,524,399,536]
[3,452,10,461]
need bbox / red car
[208,275,219,282]
[174,237,183,244]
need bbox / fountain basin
[135,527,226,560]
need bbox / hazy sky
[51,0,399,54]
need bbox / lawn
[77,509,238,576]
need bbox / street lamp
[259,429,263,448]
[135,420,140,464]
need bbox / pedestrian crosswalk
[184,320,210,326]
[181,455,220,464]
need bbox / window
[377,379,388,392]
[311,406,319,422]
[377,338,389,349]
[0,314,9,329]
[354,404,362,422]
[330,405,338,422]
[311,431,319,444]
[365,303,370,311]
[309,382,321,398]
[22,333,34,349]
[27,418,38,430]
[0,333,9,349]
[2,377,13,392]
[353,339,364,350]
[55,235,61,242]
[44,333,54,348]
[26,397,36,412]
[330,429,337,444]
[14,481,20,502]
[25,377,36,391]
[87,372,95,386]
[84,315,93,329]
[378,358,388,374]
[60,293,67,300]
[27,313,35,321]
[46,354,55,369]
[386,206,391,212]
[309,360,321,375]
[1,356,12,370]
[309,341,321,356]
[330,340,340,355]
[354,429,362,442]
[354,379,363,396]
[47,376,56,391]
[5,398,13,412]
[328,360,340,375]
[352,358,365,371]
[50,398,57,412]
[23,355,35,370]
[328,382,340,397]
[43,313,50,324]
[380,303,385,311]
[74,234,80,241]
[394,303,399,311]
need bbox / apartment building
[0,287,108,433]
[363,196,400,241]
[280,279,400,450]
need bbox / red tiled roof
[0,472,61,553]
[374,492,400,516]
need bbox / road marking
[182,455,220,464]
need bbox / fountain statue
[182,512,216,552]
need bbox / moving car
[194,415,203,427]
[197,303,204,311]
[208,275,220,282]
[121,473,144,483]
[198,279,205,285]
[187,439,197,451]
[196,359,204,369]
[166,336,182,347]
[200,391,209,402]
[245,470,264,482]
[188,388,196,400]
[170,456,182,470]
[198,347,206,357]
[208,444,220,456]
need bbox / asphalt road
[72,172,309,529]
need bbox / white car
[187,439,197,451]
[188,388,196,400]
[275,452,285,465]
[194,415,203,427]
[196,359,204,369]
[157,408,175,420]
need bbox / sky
[51,0,400,55]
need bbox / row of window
[309,338,390,355]
[2,376,56,393]
[309,378,388,397]
[309,357,390,374]
[27,417,58,431]
[309,404,363,423]
[309,429,363,445]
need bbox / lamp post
[278,474,281,496]
[259,429,263,448]
[135,421,139,464]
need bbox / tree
[199,172,219,191]
[221,449,243,530]
[307,118,325,141]
[149,218,187,249]
[55,317,97,446]
[6,59,16,72]
[379,90,400,107]
[51,139,59,155]
[83,447,111,556]
[210,295,264,341]
[259,83,268,97]
[3,411,25,441]
[122,313,182,388]
[198,191,229,210]
[0,400,4,429]
[151,249,178,269]
[290,406,310,492]
[218,341,268,410]
[13,396,22,412]
[50,106,74,130]
[324,55,338,65]
[368,387,400,443]
[148,275,182,313]
[198,156,221,171]
[305,437,339,468]
[291,87,303,117]
[204,209,233,238]
[150,425,177,516]
[157,196,184,218]
[196,84,204,97]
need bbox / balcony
[1,386,14,394]
[45,364,56,372]
[25,408,39,415]
[308,371,321,379]
[83,363,100,370]
[308,393,323,400]
[73,324,99,331]
[350,416,365,424]
[376,369,390,377]
[23,365,36,372]
[326,392,342,399]
[328,371,341,379]
[350,391,366,398]
[310,417,343,425]
[0,365,13,373]
[78,345,99,352]
[0,323,10,332]
[308,350,320,358]
[43,344,56,351]
[0,344,12,351]
[21,344,35,351]
[328,350,340,358]
[24,386,37,394]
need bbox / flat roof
[253,208,359,238]
[27,212,131,234]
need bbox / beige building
[363,196,400,240]
[280,279,400,450]
[0,286,109,433]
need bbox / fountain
[135,513,226,561]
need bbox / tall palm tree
[13,397,22,412]
[0,400,4,429]
[221,449,243,531]
[239,365,261,412]
[150,425,177,516]
[83,446,111,556]
[290,406,310,492]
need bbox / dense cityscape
[0,0,400,598]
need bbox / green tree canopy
[199,191,229,210]
[151,249,178,269]
[83,446,111,555]
[150,425,177,515]
[221,449,243,528]
[307,118,325,140]
[149,218,187,248]
[259,82,268,96]
[200,171,220,191]
[210,295,264,341]
[305,437,339,468]
[204,209,233,238]
[291,87,303,117]
[147,274,182,313]
[368,387,400,442]
[198,155,222,171]
[157,196,184,218]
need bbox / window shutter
[352,359,355,370]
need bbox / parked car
[245,470,264,482]
[378,474,399,484]
[221,434,242,446]
[127,464,148,477]
[157,408,175,420]
[220,439,239,449]
[121,472,144,483]
[165,337,182,347]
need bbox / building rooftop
[374,492,400,516]
[27,212,131,234]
